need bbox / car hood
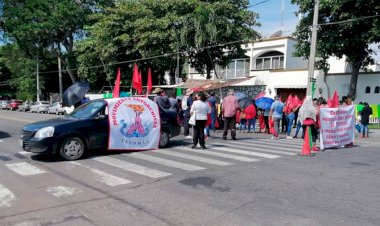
[23,117,77,132]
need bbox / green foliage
[292,0,380,98]
[0,45,37,100]
[1,0,113,83]
[77,0,260,83]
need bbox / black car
[20,99,181,160]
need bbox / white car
[48,102,65,115]
[30,101,51,113]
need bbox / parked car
[30,101,51,113]
[19,99,181,160]
[0,100,10,110]
[7,100,23,111]
[48,102,65,115]
[18,101,32,112]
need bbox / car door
[89,106,109,149]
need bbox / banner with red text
[319,105,355,149]
[106,97,160,150]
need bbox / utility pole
[36,48,40,101]
[58,57,63,102]
[306,0,320,97]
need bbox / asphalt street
[0,110,380,226]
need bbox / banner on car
[106,97,160,150]
[319,105,355,149]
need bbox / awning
[273,85,307,89]
[181,78,251,90]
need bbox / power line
[319,14,380,26]
[248,0,270,8]
[38,39,255,75]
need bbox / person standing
[244,102,257,133]
[285,104,298,139]
[222,89,239,140]
[207,93,217,132]
[190,92,211,149]
[360,102,372,138]
[298,98,318,151]
[263,108,270,134]
[152,88,170,111]
[182,89,194,139]
[269,95,284,140]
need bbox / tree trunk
[348,61,362,100]
[206,64,212,79]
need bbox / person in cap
[269,95,284,140]
[152,88,170,111]
[221,89,239,140]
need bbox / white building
[188,36,380,104]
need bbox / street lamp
[173,21,182,85]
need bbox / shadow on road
[0,131,11,139]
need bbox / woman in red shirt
[244,103,257,133]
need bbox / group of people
[152,86,373,150]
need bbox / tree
[1,0,113,83]
[181,0,260,79]
[76,0,260,85]
[292,0,380,99]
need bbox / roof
[181,78,252,90]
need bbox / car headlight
[35,126,55,138]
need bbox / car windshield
[67,100,105,119]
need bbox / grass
[368,124,380,129]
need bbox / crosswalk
[0,137,304,209]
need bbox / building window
[365,86,371,93]
[226,58,250,79]
[375,86,380,93]
[255,51,284,70]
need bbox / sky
[249,0,380,62]
[249,0,300,38]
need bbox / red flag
[132,63,142,95]
[138,70,142,94]
[331,90,339,107]
[293,95,303,108]
[112,68,121,98]
[147,67,153,94]
[285,94,294,113]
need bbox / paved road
[0,110,380,226]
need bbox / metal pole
[36,49,40,101]
[58,57,63,101]
[306,0,320,97]
[176,30,180,85]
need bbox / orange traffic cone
[298,126,315,156]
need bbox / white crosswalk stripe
[0,183,16,208]
[179,146,259,162]
[207,145,281,159]
[126,152,206,171]
[68,161,131,186]
[6,162,46,176]
[158,150,232,166]
[233,139,303,150]
[92,156,172,178]
[229,140,300,151]
[220,142,297,155]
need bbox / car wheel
[59,137,86,161]
[159,131,170,148]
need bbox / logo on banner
[120,104,149,137]
[107,97,160,150]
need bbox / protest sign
[319,105,355,149]
[106,97,160,150]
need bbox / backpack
[182,95,189,110]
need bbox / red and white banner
[106,97,160,150]
[319,105,355,149]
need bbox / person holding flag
[298,98,319,151]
